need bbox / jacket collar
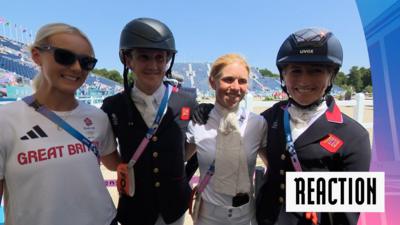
[325,95,343,123]
[290,95,344,149]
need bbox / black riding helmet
[276,28,343,108]
[119,17,177,93]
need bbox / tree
[92,68,123,84]
[347,66,363,92]
[364,85,372,93]
[333,71,347,87]
[107,70,123,83]
[259,68,279,78]
[360,67,372,88]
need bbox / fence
[246,93,373,129]
[0,93,373,130]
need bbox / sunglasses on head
[36,46,97,71]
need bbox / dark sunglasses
[36,46,97,71]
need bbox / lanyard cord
[283,108,303,172]
[127,84,172,167]
[22,95,100,159]
[197,160,215,193]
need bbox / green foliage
[347,66,363,92]
[92,68,123,84]
[344,90,352,100]
[259,68,279,78]
[333,71,347,87]
[91,65,373,95]
[364,85,372,93]
[345,66,371,93]
[360,67,372,87]
[264,96,275,101]
[331,66,372,93]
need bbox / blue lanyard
[22,95,100,159]
[197,160,215,193]
[145,84,172,139]
[128,84,172,166]
[283,108,303,172]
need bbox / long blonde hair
[30,23,94,91]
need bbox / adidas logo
[20,125,48,140]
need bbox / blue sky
[2,0,370,74]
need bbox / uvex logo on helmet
[276,27,344,108]
[299,49,314,54]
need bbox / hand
[191,103,214,125]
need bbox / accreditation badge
[117,163,135,197]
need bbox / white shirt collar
[210,102,247,127]
[131,83,166,106]
[288,101,328,141]
[288,101,327,123]
[213,102,240,117]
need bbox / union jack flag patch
[180,107,190,121]
[320,133,343,153]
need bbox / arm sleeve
[186,121,196,144]
[0,120,13,180]
[100,97,111,114]
[99,112,117,157]
[0,131,6,180]
[260,117,268,148]
[342,129,371,171]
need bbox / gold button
[153,152,158,158]
[281,154,286,160]
[152,136,158,142]
[153,168,159,173]
[278,197,284,203]
[280,183,285,190]
[155,182,160,187]
[280,170,285,175]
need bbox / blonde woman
[186,54,267,225]
[0,23,119,225]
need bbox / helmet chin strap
[282,83,331,110]
[288,97,324,109]
[165,54,175,78]
[123,66,130,94]
[122,53,131,94]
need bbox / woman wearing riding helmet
[101,18,197,225]
[256,27,371,225]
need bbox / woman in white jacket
[186,53,267,225]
